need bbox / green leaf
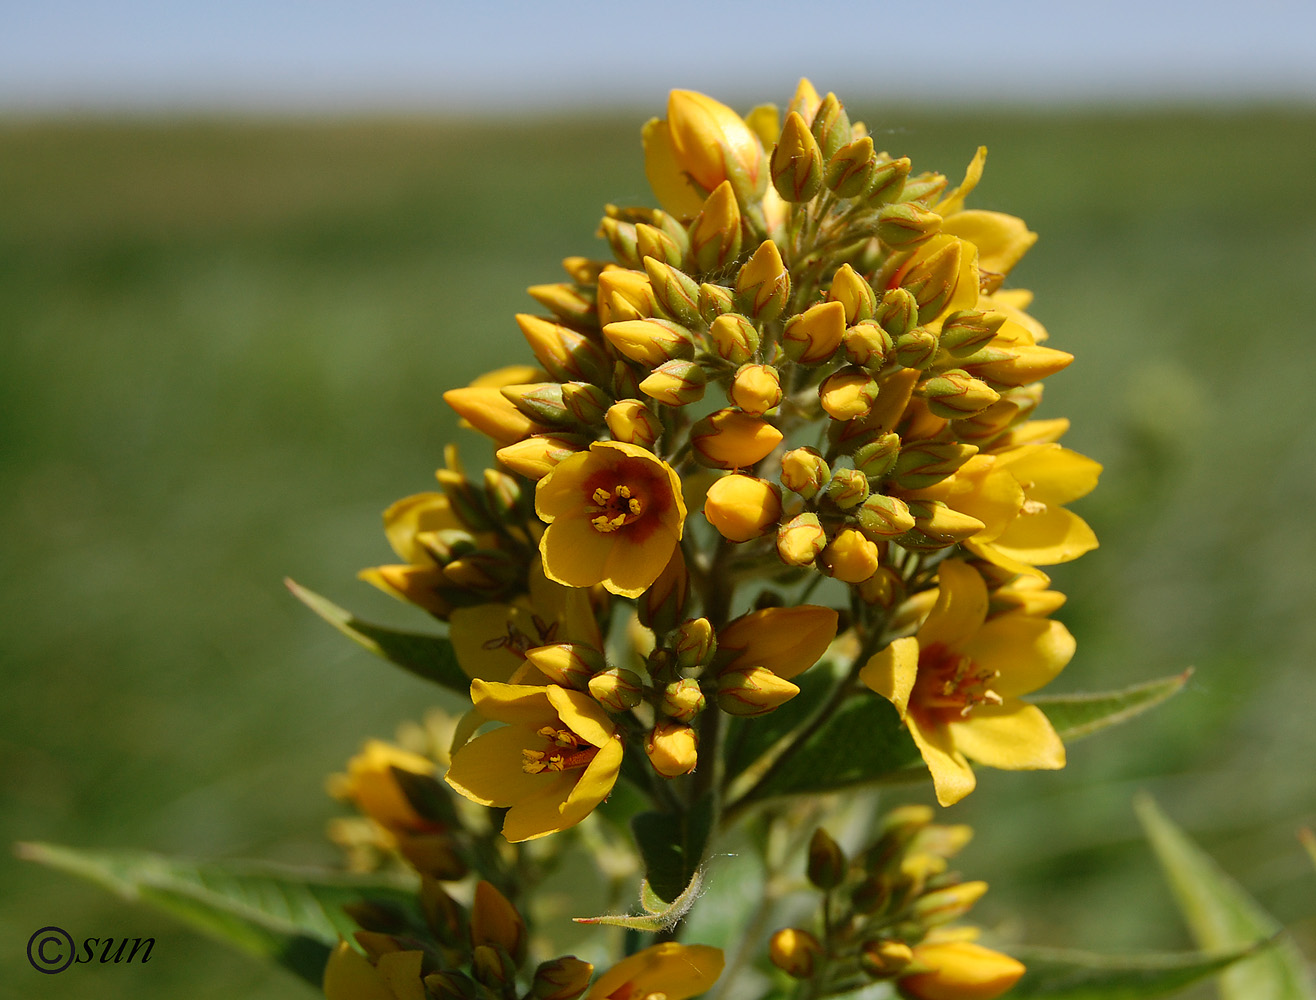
[1032,670,1192,742]
[1135,794,1316,1000]
[1009,942,1270,999]
[286,578,469,694]
[631,794,715,904]
[17,841,418,987]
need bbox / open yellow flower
[860,559,1071,806]
[536,441,686,598]
[445,680,622,842]
[586,942,724,1000]
[323,942,424,1000]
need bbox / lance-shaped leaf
[1007,942,1270,999]
[1032,670,1192,742]
[286,578,468,694]
[1136,795,1316,1000]
[17,842,419,987]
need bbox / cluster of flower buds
[767,808,1024,1000]
[324,879,723,1000]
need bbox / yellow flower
[327,740,439,835]
[703,473,782,542]
[585,942,724,1000]
[323,942,425,1000]
[718,605,838,680]
[646,720,699,777]
[898,941,1025,1000]
[445,680,623,842]
[535,441,686,599]
[860,559,1070,806]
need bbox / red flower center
[521,725,599,774]
[913,643,1003,719]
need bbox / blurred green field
[2,105,1315,999]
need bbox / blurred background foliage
[2,105,1314,999]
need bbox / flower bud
[840,321,892,371]
[735,240,791,322]
[892,329,940,370]
[852,432,901,478]
[912,880,989,926]
[860,939,913,978]
[918,369,1001,419]
[525,643,604,689]
[646,721,699,777]
[865,156,911,205]
[500,382,572,427]
[597,268,658,326]
[699,281,736,323]
[877,202,942,248]
[856,493,915,539]
[516,314,609,382]
[939,309,1005,356]
[444,387,550,446]
[530,957,594,1000]
[901,239,965,325]
[675,617,717,668]
[690,181,744,273]
[692,408,784,469]
[496,434,582,481]
[661,678,706,720]
[826,135,877,198]
[600,216,641,269]
[717,665,801,717]
[810,92,852,163]
[426,969,483,1000]
[776,513,826,567]
[818,528,880,583]
[471,944,517,991]
[890,441,978,491]
[612,359,642,400]
[483,468,523,520]
[780,447,830,498]
[899,172,948,205]
[771,111,824,202]
[729,363,782,415]
[709,312,760,364]
[903,500,985,548]
[819,368,879,420]
[899,942,1025,1000]
[636,222,684,268]
[471,880,526,964]
[787,77,823,124]
[328,740,444,834]
[588,668,645,712]
[828,264,877,324]
[704,473,782,542]
[962,344,1074,387]
[875,288,919,338]
[605,399,661,448]
[603,318,695,367]
[561,381,612,425]
[807,828,847,889]
[769,928,823,979]
[666,89,768,209]
[638,546,689,633]
[643,256,702,326]
[640,359,708,406]
[783,300,845,364]
[825,468,869,510]
[527,283,597,329]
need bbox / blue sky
[4,0,1315,112]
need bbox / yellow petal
[946,702,1065,771]
[546,686,617,749]
[935,145,986,216]
[587,943,725,1000]
[534,450,596,522]
[997,445,1101,505]
[470,680,557,728]
[381,492,461,563]
[323,942,396,1000]
[444,725,550,807]
[991,504,1098,566]
[907,714,976,807]
[540,515,619,590]
[916,559,987,650]
[963,614,1074,698]
[719,605,839,680]
[376,950,427,1000]
[942,209,1038,277]
[642,117,707,220]
[450,603,529,682]
[601,522,680,598]
[859,637,919,718]
[556,738,623,824]
[500,769,579,842]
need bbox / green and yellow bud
[666,89,768,209]
[787,77,823,125]
[844,320,893,369]
[646,721,699,777]
[899,942,1025,1000]
[530,957,594,1000]
[690,181,744,273]
[865,155,911,205]
[516,314,609,382]
[918,369,1001,419]
[780,447,830,499]
[525,642,604,689]
[675,617,717,668]
[661,678,706,721]
[819,527,880,583]
[482,468,523,520]
[603,317,694,367]
[900,171,949,205]
[939,309,1006,356]
[471,880,526,964]
[527,283,596,328]
[729,363,782,415]
[709,312,760,363]
[596,267,658,326]
[704,473,783,542]
[635,222,684,268]
[963,344,1074,386]
[856,493,916,539]
[826,134,877,199]
[826,467,870,510]
[776,512,826,567]
[808,827,848,889]
[471,943,517,991]
[820,367,879,420]
[561,381,612,425]
[811,92,852,163]
[853,432,902,478]
[699,281,736,323]
[912,880,989,926]
[829,264,878,324]
[900,238,966,325]
[717,665,801,717]
[890,440,978,491]
[878,202,942,248]
[425,969,483,1000]
[600,216,641,269]
[860,940,913,978]
[605,399,660,448]
[771,111,824,202]
[444,386,550,446]
[783,300,846,364]
[903,499,986,548]
[875,288,920,338]
[496,434,582,481]
[892,329,941,370]
[735,240,791,322]
[643,256,702,326]
[692,408,784,469]
[588,668,645,713]
[501,381,574,427]
[769,928,823,979]
[858,564,904,608]
[640,359,707,406]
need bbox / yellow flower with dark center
[445,680,623,842]
[536,441,686,598]
[860,559,1070,806]
[585,942,724,1000]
